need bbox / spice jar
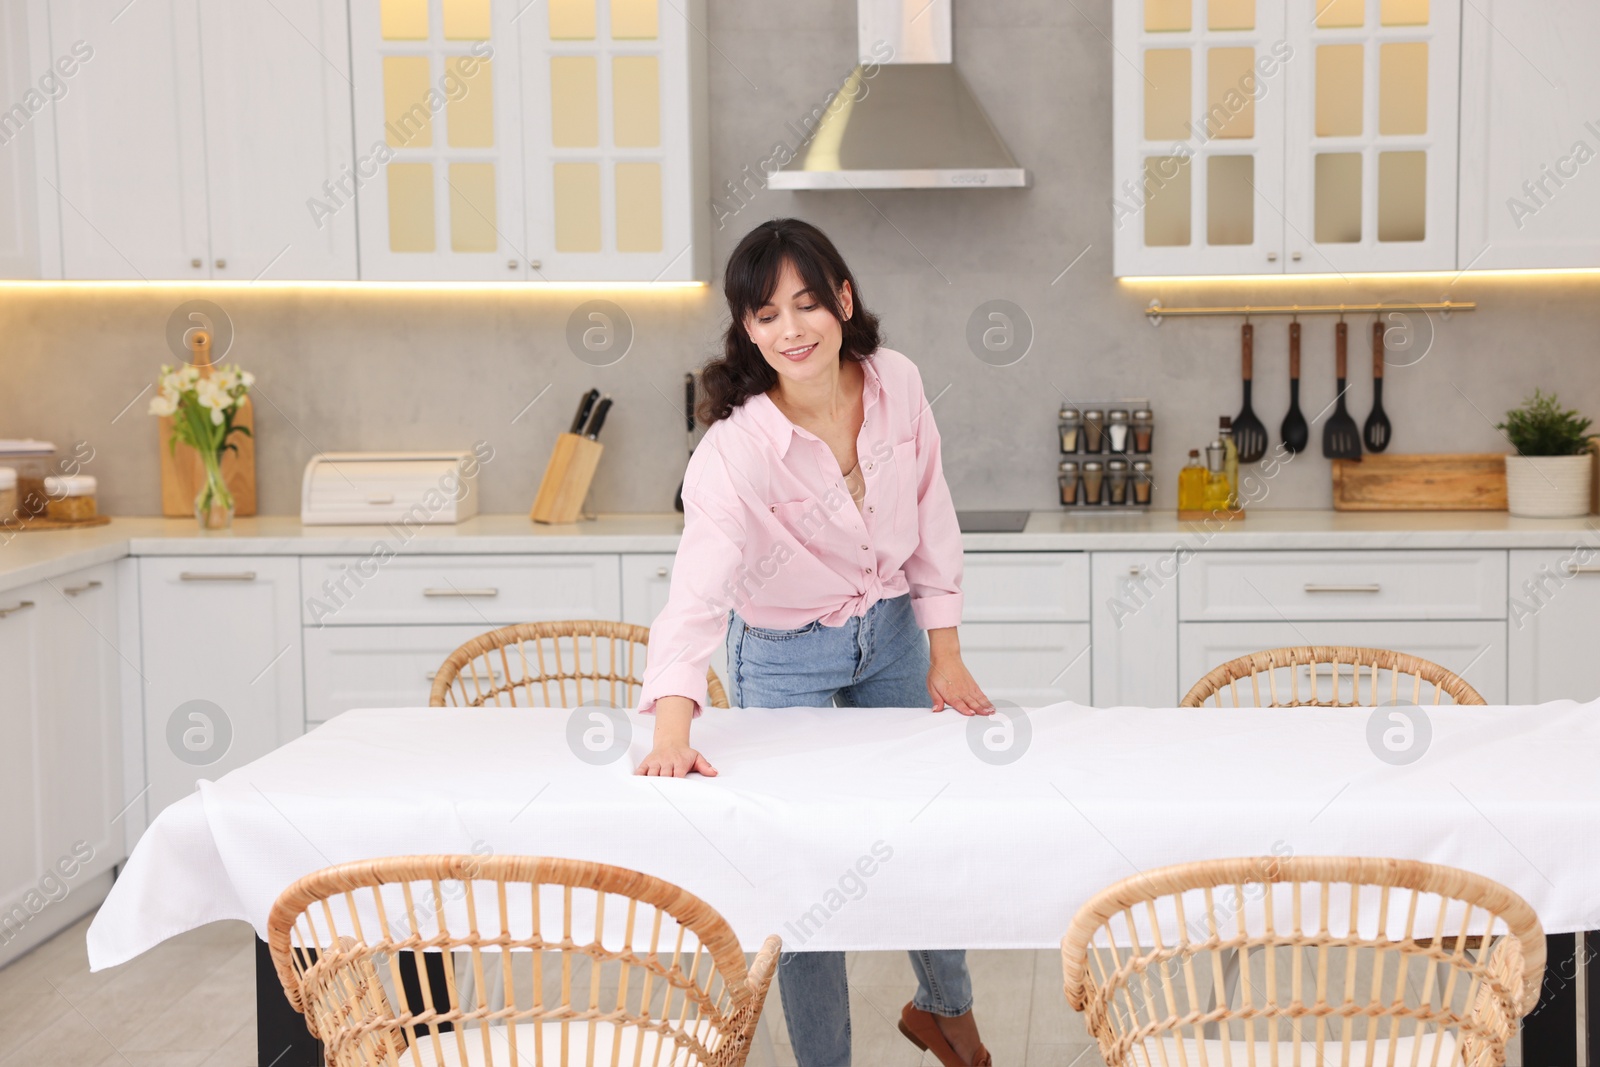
[1106,458,1130,504]
[1057,406,1082,454]
[1082,410,1106,454]
[1081,460,1105,504]
[0,468,16,520]
[1132,409,1155,454]
[44,475,96,522]
[1058,460,1081,507]
[1106,410,1131,454]
[1132,460,1154,506]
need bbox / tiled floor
[0,910,1548,1066]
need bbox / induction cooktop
[956,509,1030,533]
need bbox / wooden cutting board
[1332,453,1506,511]
[158,331,256,517]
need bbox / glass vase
[195,452,235,531]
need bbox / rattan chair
[429,621,729,710]
[1063,856,1544,1067]
[1181,646,1487,708]
[268,855,781,1067]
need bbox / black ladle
[1281,321,1309,454]
[1233,323,1268,463]
[1364,320,1393,452]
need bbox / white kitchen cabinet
[300,554,621,626]
[1179,619,1507,704]
[303,624,489,722]
[139,557,304,818]
[1111,0,1289,276]
[620,552,728,696]
[1114,0,1460,276]
[1091,552,1180,707]
[0,566,125,967]
[961,552,1090,622]
[1458,0,1600,269]
[32,564,123,886]
[1178,550,1507,622]
[518,0,708,281]
[1507,548,1600,703]
[0,1,55,277]
[47,0,210,279]
[349,0,528,281]
[0,588,43,959]
[46,0,355,280]
[960,622,1093,708]
[195,0,357,280]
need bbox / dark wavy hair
[698,218,882,425]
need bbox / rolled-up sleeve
[636,448,746,715]
[900,365,964,631]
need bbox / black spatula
[1281,321,1309,454]
[1363,321,1392,452]
[1233,323,1268,463]
[1322,322,1362,460]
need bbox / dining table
[87,700,1600,1065]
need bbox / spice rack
[1058,400,1154,509]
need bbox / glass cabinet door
[351,0,529,281]
[519,0,705,281]
[1283,0,1459,272]
[1113,0,1289,276]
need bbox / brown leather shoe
[897,1002,992,1067]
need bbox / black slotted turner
[1233,323,1268,463]
[1364,320,1392,452]
[1322,322,1363,460]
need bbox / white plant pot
[1504,454,1593,518]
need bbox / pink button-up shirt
[637,348,963,714]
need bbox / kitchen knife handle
[1335,322,1348,380]
[1241,323,1253,380]
[1372,320,1385,380]
[570,388,600,435]
[585,396,614,440]
[1289,322,1301,379]
[684,373,696,432]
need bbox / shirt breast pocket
[886,439,920,518]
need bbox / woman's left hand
[928,653,995,716]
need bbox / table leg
[1523,932,1577,1066]
[1587,931,1599,1066]
[255,937,322,1067]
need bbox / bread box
[301,451,481,525]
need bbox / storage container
[43,475,97,521]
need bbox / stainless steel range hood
[766,0,1029,191]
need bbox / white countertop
[3,509,1598,595]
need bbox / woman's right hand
[635,742,718,777]
[634,696,716,777]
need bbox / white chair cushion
[401,1020,720,1066]
[1137,1030,1461,1066]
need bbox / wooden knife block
[157,331,257,517]
[530,433,603,525]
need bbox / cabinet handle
[180,571,257,582]
[656,566,669,578]
[1291,251,1303,262]
[423,587,499,598]
[1266,251,1279,262]
[367,493,396,505]
[529,259,542,270]
[1571,566,1600,575]
[63,580,103,596]
[191,258,203,269]
[215,258,226,269]
[0,600,35,618]
[1127,565,1144,577]
[507,258,519,270]
[1303,583,1381,594]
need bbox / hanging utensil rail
[1145,299,1477,324]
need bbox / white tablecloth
[88,701,1600,970]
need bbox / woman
[634,218,994,1067]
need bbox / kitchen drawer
[300,555,621,626]
[961,622,1092,707]
[962,552,1090,622]
[303,625,491,722]
[1177,551,1506,622]
[1178,620,1507,704]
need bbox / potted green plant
[1497,390,1595,518]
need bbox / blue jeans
[727,593,973,1067]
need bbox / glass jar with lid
[0,440,57,521]
[1057,406,1082,454]
[1132,409,1155,454]
[44,475,97,522]
[0,468,16,521]
[1058,460,1081,506]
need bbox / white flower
[178,365,201,387]
[238,370,255,389]
[148,394,177,417]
